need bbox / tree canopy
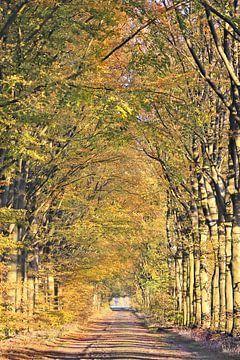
[1,0,240,338]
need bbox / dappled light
[4,311,226,360]
[0,0,240,358]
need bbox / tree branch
[101,19,155,62]
[205,7,240,87]
[200,0,240,38]
[0,1,30,40]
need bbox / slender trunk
[8,257,17,311]
[175,255,183,323]
[182,247,188,326]
[218,222,226,330]
[205,180,220,329]
[229,114,240,336]
[48,275,55,310]
[33,275,39,312]
[199,222,211,328]
[231,193,240,336]
[225,195,233,333]
[27,276,34,315]
[188,248,194,326]
[8,225,19,312]
[191,136,201,326]
[193,240,201,326]
[211,236,220,330]
[198,175,211,327]
[54,279,59,310]
[19,248,27,312]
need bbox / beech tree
[1,0,240,340]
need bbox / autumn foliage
[0,0,240,340]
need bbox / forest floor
[1,310,239,360]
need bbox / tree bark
[231,193,240,336]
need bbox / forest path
[4,310,237,360]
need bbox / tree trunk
[225,214,233,333]
[175,255,183,324]
[218,222,226,330]
[199,222,211,328]
[182,248,188,326]
[211,247,220,330]
[231,193,240,336]
[188,248,194,326]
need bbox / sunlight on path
[37,311,220,360]
[5,311,232,360]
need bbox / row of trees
[129,0,240,337]
[1,0,240,339]
[0,0,151,334]
[0,0,172,336]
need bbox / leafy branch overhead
[0,0,240,341]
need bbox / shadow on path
[4,311,236,360]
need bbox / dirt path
[3,310,238,359]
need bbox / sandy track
[4,310,236,359]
